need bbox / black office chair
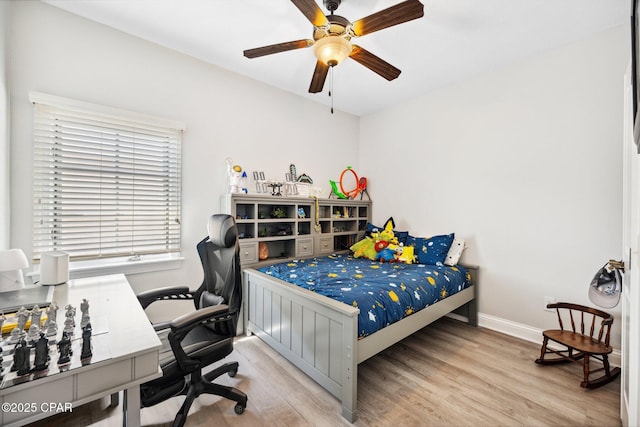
[136,214,248,426]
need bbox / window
[30,92,184,266]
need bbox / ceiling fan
[243,0,424,94]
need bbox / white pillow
[444,238,466,266]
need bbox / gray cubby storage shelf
[222,194,371,267]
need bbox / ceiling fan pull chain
[329,66,334,114]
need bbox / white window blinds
[31,92,183,262]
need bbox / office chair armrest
[168,304,232,372]
[137,285,193,309]
[170,304,230,331]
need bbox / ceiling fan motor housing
[313,14,351,41]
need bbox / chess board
[0,316,111,390]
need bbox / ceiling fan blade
[309,61,330,93]
[291,0,328,27]
[244,39,314,58]
[349,45,401,81]
[352,0,424,37]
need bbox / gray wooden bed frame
[242,264,478,422]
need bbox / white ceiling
[41,0,629,116]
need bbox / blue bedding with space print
[258,254,471,338]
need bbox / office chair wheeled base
[171,363,247,427]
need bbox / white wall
[360,26,628,346]
[8,1,359,318]
[0,1,9,249]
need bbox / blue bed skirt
[258,254,471,338]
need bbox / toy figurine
[226,158,245,194]
[81,323,92,359]
[253,171,268,193]
[33,332,49,371]
[31,304,42,328]
[57,332,72,365]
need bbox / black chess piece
[10,342,21,372]
[33,332,49,371]
[14,339,31,376]
[57,331,72,365]
[81,323,92,359]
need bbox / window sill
[27,254,184,283]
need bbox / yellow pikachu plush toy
[350,218,397,261]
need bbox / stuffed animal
[375,247,397,263]
[395,244,416,264]
[351,219,398,261]
[374,240,389,252]
[350,233,378,260]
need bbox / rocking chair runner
[535,302,620,389]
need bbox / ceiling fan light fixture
[313,36,352,66]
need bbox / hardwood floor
[27,317,621,427]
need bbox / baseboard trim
[475,312,621,368]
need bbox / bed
[242,253,478,422]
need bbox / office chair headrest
[207,214,237,248]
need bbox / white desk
[0,274,161,427]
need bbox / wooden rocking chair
[535,302,620,389]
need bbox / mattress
[258,254,471,338]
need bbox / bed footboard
[243,269,360,421]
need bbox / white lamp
[0,249,29,292]
[313,35,352,67]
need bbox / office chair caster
[235,403,245,414]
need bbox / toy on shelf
[329,180,347,199]
[296,172,314,197]
[357,177,370,200]
[253,171,268,193]
[330,166,370,200]
[226,158,247,194]
[284,164,299,196]
[268,181,283,196]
